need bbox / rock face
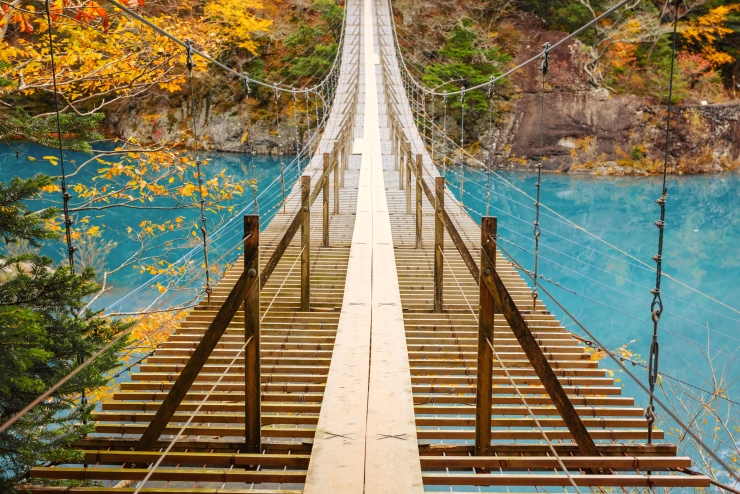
[485,22,740,175]
[497,92,740,174]
[103,21,740,174]
[105,86,308,155]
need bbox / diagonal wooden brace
[478,225,606,467]
[134,216,261,453]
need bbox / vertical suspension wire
[45,0,86,430]
[304,91,312,163]
[486,76,495,217]
[293,91,301,172]
[313,90,320,136]
[273,83,286,213]
[242,73,258,216]
[421,91,427,146]
[459,87,465,213]
[646,0,680,444]
[44,0,75,271]
[430,92,436,162]
[532,42,549,314]
[186,40,212,306]
[442,90,448,177]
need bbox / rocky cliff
[486,23,740,175]
[105,25,740,175]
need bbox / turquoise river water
[3,142,739,473]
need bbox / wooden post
[415,154,422,249]
[479,239,604,462]
[434,177,444,313]
[301,175,311,312]
[475,217,497,457]
[399,141,406,191]
[133,221,261,454]
[341,131,346,188]
[322,152,329,248]
[243,215,261,453]
[333,143,339,215]
[393,120,399,171]
[405,143,411,213]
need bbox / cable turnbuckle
[540,42,550,77]
[185,40,194,72]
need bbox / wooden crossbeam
[133,215,260,453]
[32,468,306,483]
[79,450,310,466]
[419,456,692,470]
[422,473,709,488]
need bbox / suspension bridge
[15,0,732,491]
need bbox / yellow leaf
[43,155,59,166]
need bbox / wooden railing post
[405,142,411,213]
[415,154,422,249]
[478,226,604,463]
[475,217,497,457]
[434,177,444,313]
[322,152,330,248]
[243,214,261,453]
[341,131,347,188]
[399,140,406,191]
[301,175,311,312]
[393,120,399,171]
[333,143,339,215]
[132,217,261,455]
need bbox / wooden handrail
[408,155,599,463]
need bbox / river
[3,142,739,467]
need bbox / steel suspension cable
[442,91,448,176]
[393,0,636,97]
[103,0,342,96]
[493,238,740,485]
[186,40,213,307]
[44,0,75,271]
[532,43,549,314]
[406,49,740,349]
[459,87,465,213]
[646,0,680,444]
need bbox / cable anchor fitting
[185,39,194,72]
[540,42,550,77]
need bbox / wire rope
[646,0,680,443]
[532,43,549,313]
[492,239,740,484]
